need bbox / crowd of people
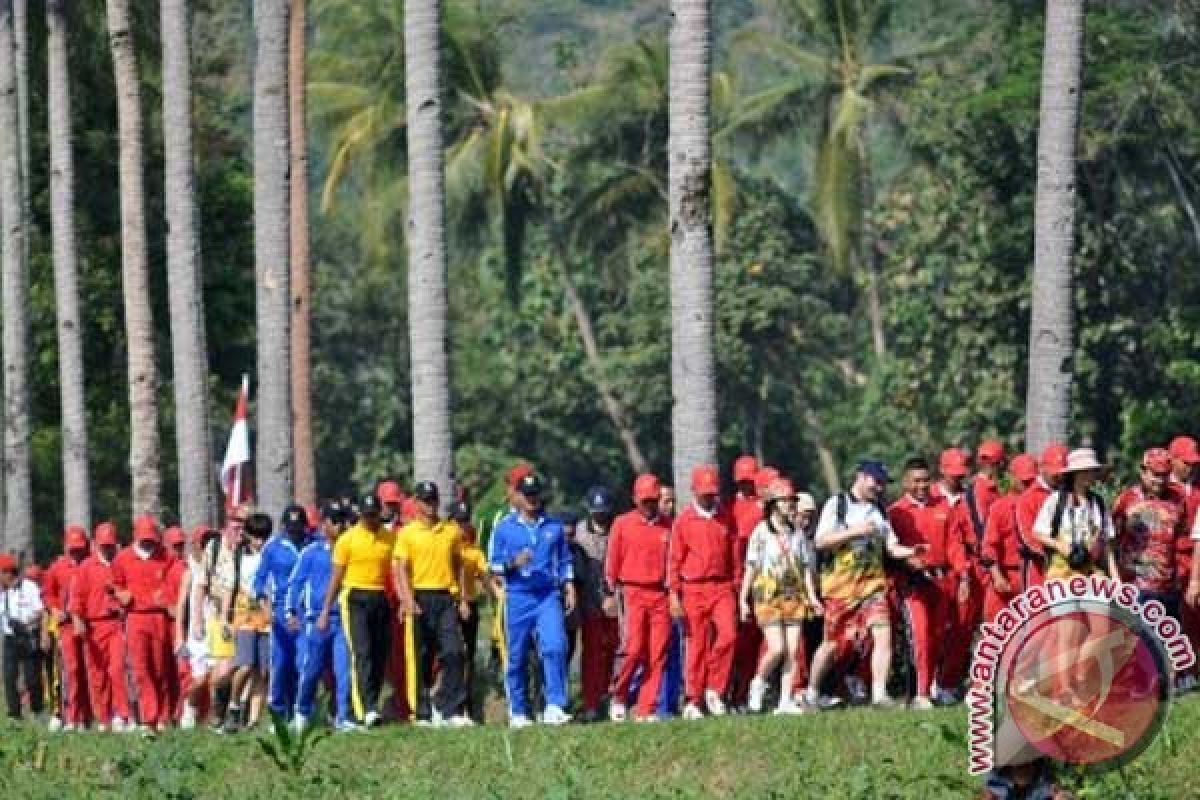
[2,436,1199,736]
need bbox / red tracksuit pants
[85,618,130,723]
[941,574,982,690]
[126,612,171,726]
[904,580,951,698]
[731,619,763,706]
[58,627,90,726]
[680,582,737,705]
[580,613,619,714]
[610,588,670,717]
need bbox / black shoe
[221,707,242,735]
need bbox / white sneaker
[447,714,475,728]
[180,705,197,731]
[47,717,63,733]
[609,702,627,723]
[291,714,308,734]
[634,713,659,723]
[773,701,808,715]
[95,724,109,733]
[509,714,534,729]
[363,710,381,728]
[335,720,362,733]
[682,703,705,720]
[747,677,768,713]
[542,705,572,726]
[63,723,77,733]
[111,716,128,733]
[704,690,727,717]
[911,696,935,711]
[801,688,820,708]
[818,694,844,710]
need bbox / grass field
[1,694,1198,800]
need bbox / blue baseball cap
[856,458,892,484]
[584,486,615,514]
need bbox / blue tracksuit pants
[505,589,568,717]
[294,618,351,723]
[269,616,299,716]
[627,617,683,716]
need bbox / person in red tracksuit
[670,465,737,720]
[111,515,177,734]
[1169,436,1200,691]
[44,526,91,730]
[606,474,672,722]
[981,455,1039,622]
[728,455,762,711]
[68,522,130,731]
[163,527,189,722]
[927,448,977,702]
[970,440,1007,523]
[888,457,968,710]
[1015,443,1069,587]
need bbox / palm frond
[717,77,817,140]
[731,29,829,75]
[857,63,912,93]
[812,128,864,276]
[712,159,737,255]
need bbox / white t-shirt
[814,493,898,550]
[1,578,43,635]
[1033,490,1115,546]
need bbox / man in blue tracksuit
[488,472,577,728]
[286,502,353,730]
[253,504,311,718]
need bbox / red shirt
[970,474,1000,529]
[1113,484,1188,594]
[731,494,763,584]
[44,555,85,621]
[1172,478,1200,580]
[68,555,123,620]
[164,558,188,610]
[887,495,968,575]
[1016,479,1054,557]
[981,494,1023,569]
[668,504,736,590]
[605,510,671,589]
[111,545,177,613]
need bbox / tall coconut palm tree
[162,0,215,528]
[106,0,162,517]
[253,0,292,516]
[1025,0,1085,453]
[47,0,90,530]
[403,0,453,493]
[289,0,315,506]
[668,0,718,503]
[0,0,29,555]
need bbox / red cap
[939,448,970,478]
[378,480,404,505]
[94,522,118,547]
[1142,448,1173,475]
[764,478,796,502]
[24,564,42,583]
[1168,436,1200,465]
[164,526,187,547]
[401,497,419,522]
[133,514,160,542]
[1040,443,1069,475]
[733,455,759,483]
[64,525,89,552]
[691,465,720,496]
[0,554,16,572]
[1009,454,1038,484]
[506,463,534,488]
[754,467,781,493]
[977,440,1006,466]
[633,473,662,502]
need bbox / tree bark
[12,0,25,266]
[47,0,90,530]
[253,0,292,517]
[1025,0,1084,453]
[288,0,315,506]
[0,0,30,555]
[107,0,162,518]
[668,0,718,505]
[162,0,215,529]
[404,0,454,497]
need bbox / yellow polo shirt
[333,523,396,591]
[393,518,462,591]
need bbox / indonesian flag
[220,374,253,516]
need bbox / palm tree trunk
[0,0,30,556]
[107,0,162,517]
[1025,0,1084,453]
[288,0,315,506]
[162,0,215,529]
[253,0,292,517]
[404,0,454,496]
[47,0,90,530]
[12,0,26,267]
[669,0,718,504]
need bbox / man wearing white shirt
[1,553,45,719]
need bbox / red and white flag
[220,374,253,517]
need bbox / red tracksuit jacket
[731,495,762,585]
[44,555,83,623]
[981,494,1023,570]
[605,510,671,589]
[887,495,968,577]
[668,505,735,591]
[68,556,123,620]
[111,547,177,612]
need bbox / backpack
[1049,490,1107,555]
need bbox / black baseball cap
[413,481,439,503]
[517,473,544,496]
[282,504,308,529]
[360,493,382,514]
[321,501,346,523]
[448,500,471,522]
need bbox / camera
[1067,542,1090,570]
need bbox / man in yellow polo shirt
[318,493,395,728]
[394,481,472,727]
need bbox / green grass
[1,695,1199,799]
